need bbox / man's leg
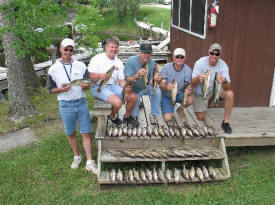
[220,89,234,123]
[125,91,137,118]
[67,132,79,156]
[193,95,208,121]
[107,94,123,119]
[161,93,175,122]
[81,133,92,160]
[195,111,207,121]
[131,90,143,119]
[149,86,161,116]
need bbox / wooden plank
[220,138,231,178]
[137,106,148,128]
[101,138,221,150]
[99,167,228,184]
[225,137,275,147]
[95,116,107,139]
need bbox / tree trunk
[0,0,38,122]
[21,54,40,90]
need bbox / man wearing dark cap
[192,43,234,134]
[124,43,162,124]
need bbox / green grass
[137,6,171,30]
[98,6,171,41]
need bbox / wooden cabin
[170,0,275,107]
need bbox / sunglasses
[175,55,184,59]
[64,48,74,52]
[209,52,220,56]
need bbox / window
[172,0,208,39]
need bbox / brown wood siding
[171,0,275,107]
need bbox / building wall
[171,0,275,106]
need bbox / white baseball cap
[173,48,186,56]
[60,38,74,48]
[209,43,222,53]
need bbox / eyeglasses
[209,52,220,56]
[175,55,184,59]
[64,48,74,52]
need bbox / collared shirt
[47,59,88,101]
[192,56,231,96]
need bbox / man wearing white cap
[192,43,234,134]
[47,38,97,173]
[159,48,193,123]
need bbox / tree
[0,0,67,122]
[0,0,102,122]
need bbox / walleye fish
[169,127,175,137]
[153,127,159,137]
[97,65,115,92]
[136,127,142,137]
[110,169,116,182]
[202,126,209,137]
[117,169,123,183]
[152,63,160,92]
[180,127,186,138]
[174,127,180,137]
[132,127,137,137]
[147,127,152,136]
[128,169,135,182]
[173,149,186,158]
[117,127,123,137]
[142,127,147,137]
[107,126,113,137]
[122,126,128,136]
[133,168,141,182]
[124,170,129,183]
[158,127,165,137]
[127,127,132,137]
[62,79,97,88]
[186,128,193,137]
[196,167,204,182]
[141,63,148,90]
[152,168,159,182]
[171,79,177,105]
[120,150,136,158]
[150,151,162,158]
[163,128,171,138]
[140,169,148,182]
[112,126,118,137]
[165,169,172,182]
[211,72,222,107]
[182,165,189,180]
[182,82,191,107]
[145,169,153,182]
[174,168,180,184]
[191,127,200,137]
[122,80,135,104]
[202,166,210,180]
[189,166,196,181]
[142,151,154,159]
[154,150,168,159]
[202,70,211,101]
[178,150,194,157]
[207,126,215,136]
[208,166,216,179]
[196,126,205,137]
[157,168,165,182]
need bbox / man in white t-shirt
[47,38,97,173]
[192,43,234,134]
[88,37,139,127]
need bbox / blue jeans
[59,98,92,136]
[161,91,183,114]
[131,85,161,118]
[91,84,123,102]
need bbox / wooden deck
[91,97,275,147]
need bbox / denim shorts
[161,91,183,114]
[91,84,123,102]
[59,98,92,136]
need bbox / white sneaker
[86,160,97,174]
[71,155,82,169]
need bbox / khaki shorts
[193,88,224,113]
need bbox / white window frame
[171,0,208,39]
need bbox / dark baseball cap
[140,43,152,53]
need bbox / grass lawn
[0,89,275,204]
[98,6,170,41]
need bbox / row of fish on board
[106,148,222,160]
[108,165,217,184]
[106,123,215,138]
